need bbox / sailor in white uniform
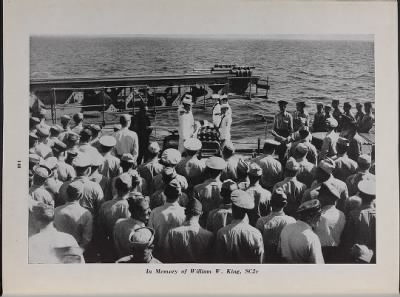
[178,94,195,153]
[212,94,222,128]
[219,103,232,145]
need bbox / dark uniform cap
[344,102,352,108]
[271,188,287,203]
[319,181,340,200]
[364,102,373,108]
[185,198,203,215]
[99,135,116,147]
[129,227,155,249]
[230,189,255,210]
[296,199,321,214]
[332,99,340,104]
[356,102,363,107]
[296,101,306,107]
[206,156,226,170]
[278,100,288,105]
[316,102,323,107]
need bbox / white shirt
[279,220,324,264]
[314,205,346,247]
[113,127,139,159]
[219,114,232,141]
[29,223,80,264]
[320,130,339,160]
[212,103,222,127]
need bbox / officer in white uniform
[211,94,222,128]
[178,94,195,153]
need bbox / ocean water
[30,36,375,144]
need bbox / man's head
[332,100,340,109]
[293,143,308,160]
[364,102,372,113]
[296,101,305,112]
[285,157,300,178]
[120,153,137,172]
[220,103,230,115]
[316,102,323,112]
[324,104,332,115]
[343,102,352,113]
[278,100,288,112]
[182,94,193,112]
[316,158,335,182]
[270,188,288,211]
[222,141,235,159]
[220,179,238,204]
[356,102,363,112]
[120,114,131,128]
[147,142,161,159]
[318,181,340,207]
[80,128,92,144]
[72,153,92,177]
[205,156,226,179]
[263,139,280,154]
[184,138,202,157]
[296,199,322,228]
[66,181,84,202]
[336,137,350,155]
[230,189,255,220]
[357,154,371,172]
[72,113,84,125]
[99,135,116,154]
[236,159,249,180]
[248,163,262,184]
[60,115,71,128]
[128,195,151,224]
[115,173,132,196]
[184,198,203,220]
[164,179,182,202]
[160,149,181,167]
[32,165,52,186]
[66,132,80,148]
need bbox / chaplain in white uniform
[178,94,195,153]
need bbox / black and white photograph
[3,0,398,296]
[28,34,376,264]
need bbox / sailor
[279,199,324,264]
[293,143,316,188]
[312,102,326,132]
[88,124,102,151]
[138,142,164,187]
[206,179,238,235]
[342,179,376,263]
[58,115,72,143]
[40,157,63,205]
[178,94,195,153]
[220,141,243,182]
[89,151,110,200]
[331,99,342,129]
[37,108,50,129]
[344,120,364,162]
[255,189,295,263]
[133,101,153,165]
[219,103,232,146]
[175,138,206,187]
[273,100,293,161]
[98,173,132,262]
[332,137,358,182]
[35,126,53,159]
[246,163,272,226]
[98,135,120,179]
[355,102,365,124]
[313,181,346,263]
[341,102,356,130]
[30,116,41,134]
[148,179,186,260]
[71,113,84,135]
[65,132,80,151]
[113,195,150,259]
[292,101,309,131]
[319,118,339,160]
[323,104,333,131]
[211,94,222,128]
[358,102,374,133]
[345,154,375,196]
[29,165,53,200]
[54,181,93,251]
[29,188,54,237]
[253,139,283,191]
[302,158,349,212]
[150,148,188,195]
[29,200,80,264]
[164,198,214,263]
[115,227,161,264]
[272,157,307,217]
[29,131,39,155]
[59,153,104,216]
[114,114,139,160]
[193,156,226,225]
[49,125,63,147]
[215,189,264,263]
[236,159,250,190]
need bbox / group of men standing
[28,94,375,264]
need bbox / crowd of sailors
[28,94,375,264]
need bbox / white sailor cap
[325,118,338,128]
[99,135,116,147]
[91,151,104,167]
[206,156,226,170]
[161,149,182,166]
[358,180,375,196]
[211,94,221,99]
[221,95,228,100]
[184,138,202,151]
[72,153,92,168]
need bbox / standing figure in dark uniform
[332,99,343,131]
[132,101,152,165]
[273,100,293,163]
[312,102,326,132]
[341,102,356,130]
